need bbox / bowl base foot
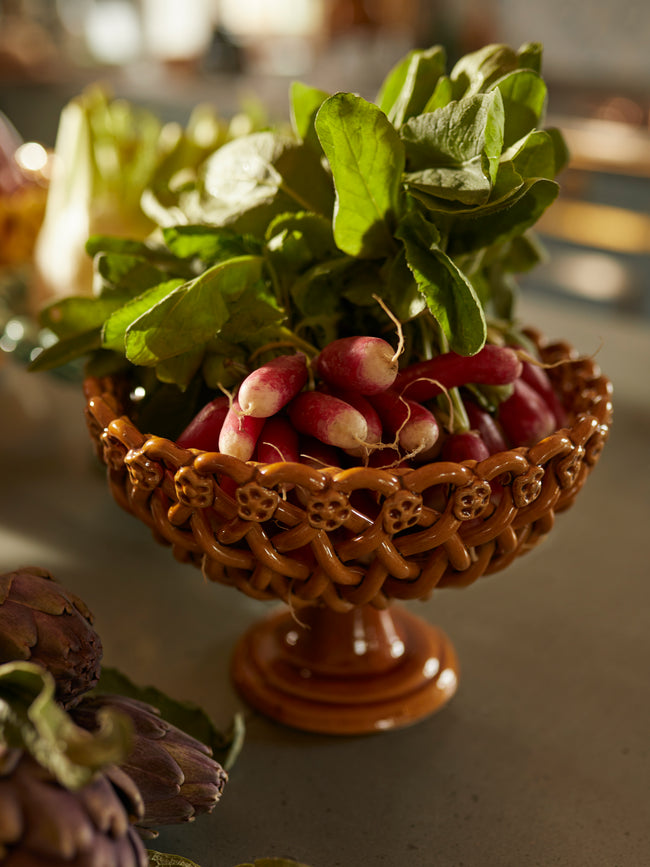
[231,604,459,735]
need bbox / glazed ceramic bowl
[83,329,612,734]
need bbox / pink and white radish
[395,345,522,402]
[497,379,557,447]
[368,389,439,455]
[238,352,308,417]
[256,415,300,464]
[287,391,368,451]
[176,395,230,451]
[313,336,398,395]
[320,386,382,455]
[218,397,266,461]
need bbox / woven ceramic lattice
[83,334,612,612]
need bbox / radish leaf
[449,176,558,255]
[315,93,404,258]
[377,45,447,127]
[124,255,263,365]
[195,132,334,232]
[505,129,558,180]
[397,211,486,355]
[401,91,504,187]
[39,295,129,339]
[102,279,184,352]
[162,225,262,264]
[28,328,103,372]
[451,44,521,98]
[290,80,329,150]
[155,346,205,388]
[493,68,548,147]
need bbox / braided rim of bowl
[83,332,613,612]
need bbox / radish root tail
[372,293,405,363]
[514,342,602,370]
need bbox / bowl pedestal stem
[231,603,459,734]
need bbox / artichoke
[72,694,228,834]
[0,745,148,866]
[0,567,102,709]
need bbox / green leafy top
[31,42,567,428]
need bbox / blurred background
[0,0,648,321]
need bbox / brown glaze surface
[81,331,612,732]
[231,605,459,734]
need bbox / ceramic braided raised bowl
[83,329,612,734]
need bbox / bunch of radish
[176,334,566,471]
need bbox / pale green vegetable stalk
[32,86,228,306]
[33,87,158,303]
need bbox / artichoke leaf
[0,661,132,790]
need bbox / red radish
[314,336,398,395]
[298,435,344,468]
[411,436,444,463]
[218,474,238,498]
[176,396,230,450]
[320,386,382,453]
[369,389,439,455]
[287,391,368,451]
[218,398,265,461]
[395,345,522,402]
[441,431,490,463]
[256,416,300,464]
[238,352,308,417]
[367,446,409,469]
[498,379,557,447]
[520,359,568,428]
[464,400,507,455]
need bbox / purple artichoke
[0,567,102,709]
[0,745,147,866]
[72,694,228,834]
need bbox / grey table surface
[1,295,648,867]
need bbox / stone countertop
[1,294,648,867]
